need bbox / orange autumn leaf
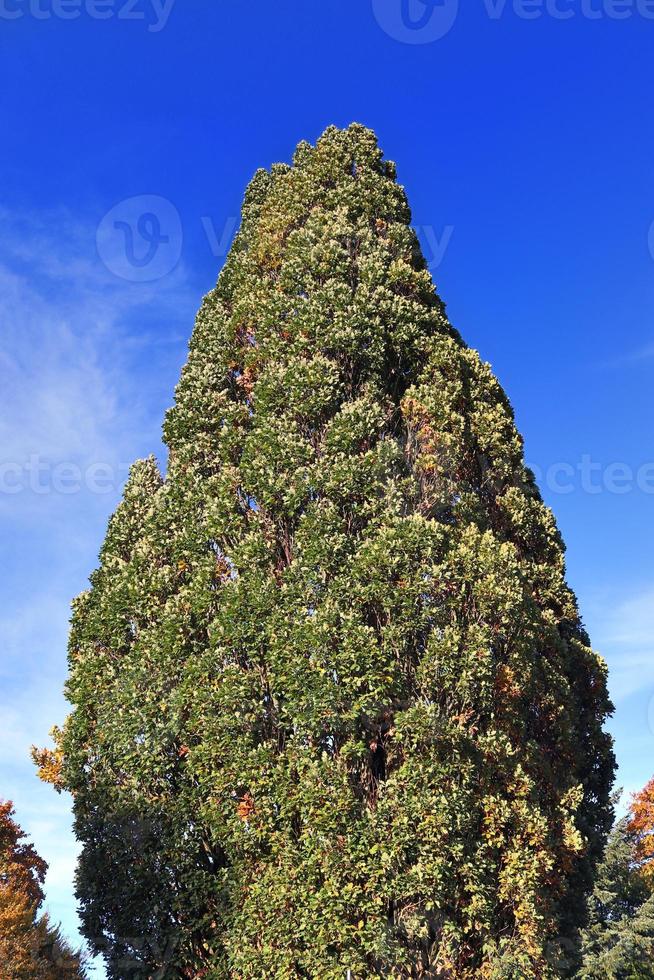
[628,776,654,879]
[237,794,255,822]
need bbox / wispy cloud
[0,208,190,475]
[591,587,654,702]
[596,340,654,370]
[0,205,196,974]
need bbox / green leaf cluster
[579,815,654,978]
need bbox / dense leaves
[579,803,654,978]
[0,800,85,979]
[39,124,615,977]
[629,778,654,885]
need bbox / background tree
[579,792,654,978]
[629,778,654,885]
[38,124,615,978]
[0,800,85,979]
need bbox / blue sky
[1,0,653,969]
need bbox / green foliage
[33,915,89,980]
[44,124,614,977]
[579,815,654,978]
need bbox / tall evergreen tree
[579,814,654,978]
[38,124,615,978]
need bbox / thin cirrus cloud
[597,340,654,370]
[592,588,654,703]
[0,208,191,481]
[0,204,195,970]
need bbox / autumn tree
[38,124,615,978]
[629,778,654,885]
[0,800,85,979]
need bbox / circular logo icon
[96,195,182,282]
[372,0,459,43]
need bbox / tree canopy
[38,124,615,978]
